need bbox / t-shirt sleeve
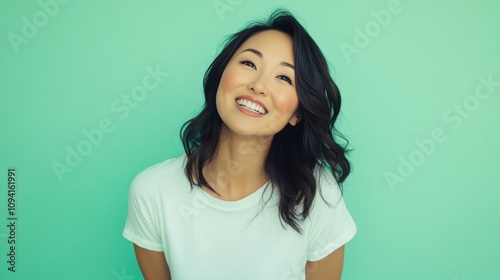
[122,172,164,252]
[306,169,357,261]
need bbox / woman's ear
[288,114,301,126]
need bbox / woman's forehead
[236,30,294,62]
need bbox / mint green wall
[1,0,499,279]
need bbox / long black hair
[180,9,351,234]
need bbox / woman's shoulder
[313,165,340,187]
[136,153,186,177]
[312,164,343,204]
[129,153,187,195]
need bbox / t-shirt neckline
[195,180,271,211]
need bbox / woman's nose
[248,74,269,96]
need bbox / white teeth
[236,99,267,114]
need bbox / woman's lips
[235,95,268,112]
[235,99,266,117]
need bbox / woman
[123,9,356,280]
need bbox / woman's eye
[239,60,292,85]
[278,75,293,85]
[240,60,256,69]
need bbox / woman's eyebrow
[240,48,295,70]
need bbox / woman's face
[216,30,300,139]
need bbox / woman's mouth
[235,98,268,115]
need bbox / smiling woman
[122,9,356,280]
[216,30,299,144]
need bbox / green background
[1,0,499,279]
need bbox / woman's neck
[203,124,272,199]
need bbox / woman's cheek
[274,91,299,115]
[219,66,244,92]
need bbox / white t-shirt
[122,154,356,280]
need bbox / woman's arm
[133,244,171,280]
[305,245,345,280]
